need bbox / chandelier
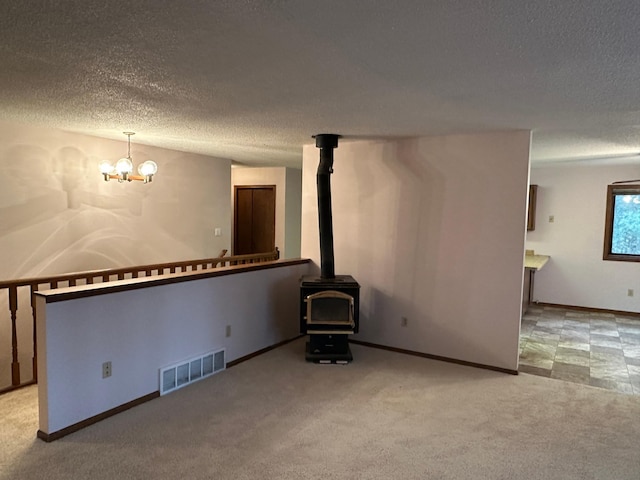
[99,132,158,183]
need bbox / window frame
[603,183,640,262]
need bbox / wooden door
[233,186,276,255]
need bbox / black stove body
[300,274,360,362]
[300,134,360,363]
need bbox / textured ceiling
[2,1,640,168]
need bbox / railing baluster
[8,286,20,386]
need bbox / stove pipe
[314,134,340,279]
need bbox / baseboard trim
[226,335,305,368]
[534,302,640,318]
[37,391,160,442]
[349,339,518,375]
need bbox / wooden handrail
[0,248,280,290]
[0,248,279,393]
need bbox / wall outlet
[225,325,232,337]
[548,215,555,223]
[214,227,222,237]
[102,361,112,378]
[401,316,408,327]
[628,289,634,297]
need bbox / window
[603,184,640,262]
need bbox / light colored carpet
[1,338,639,480]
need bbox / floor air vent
[160,348,225,395]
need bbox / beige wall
[0,122,231,278]
[284,167,302,259]
[301,132,531,370]
[527,163,640,312]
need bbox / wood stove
[300,134,360,363]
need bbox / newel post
[30,284,38,383]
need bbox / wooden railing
[0,248,279,393]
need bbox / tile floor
[519,304,640,395]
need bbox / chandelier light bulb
[98,161,114,174]
[115,157,134,175]
[138,160,158,176]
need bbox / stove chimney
[314,134,340,279]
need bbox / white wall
[0,121,232,388]
[527,163,640,312]
[301,132,531,371]
[36,261,310,435]
[231,166,302,259]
